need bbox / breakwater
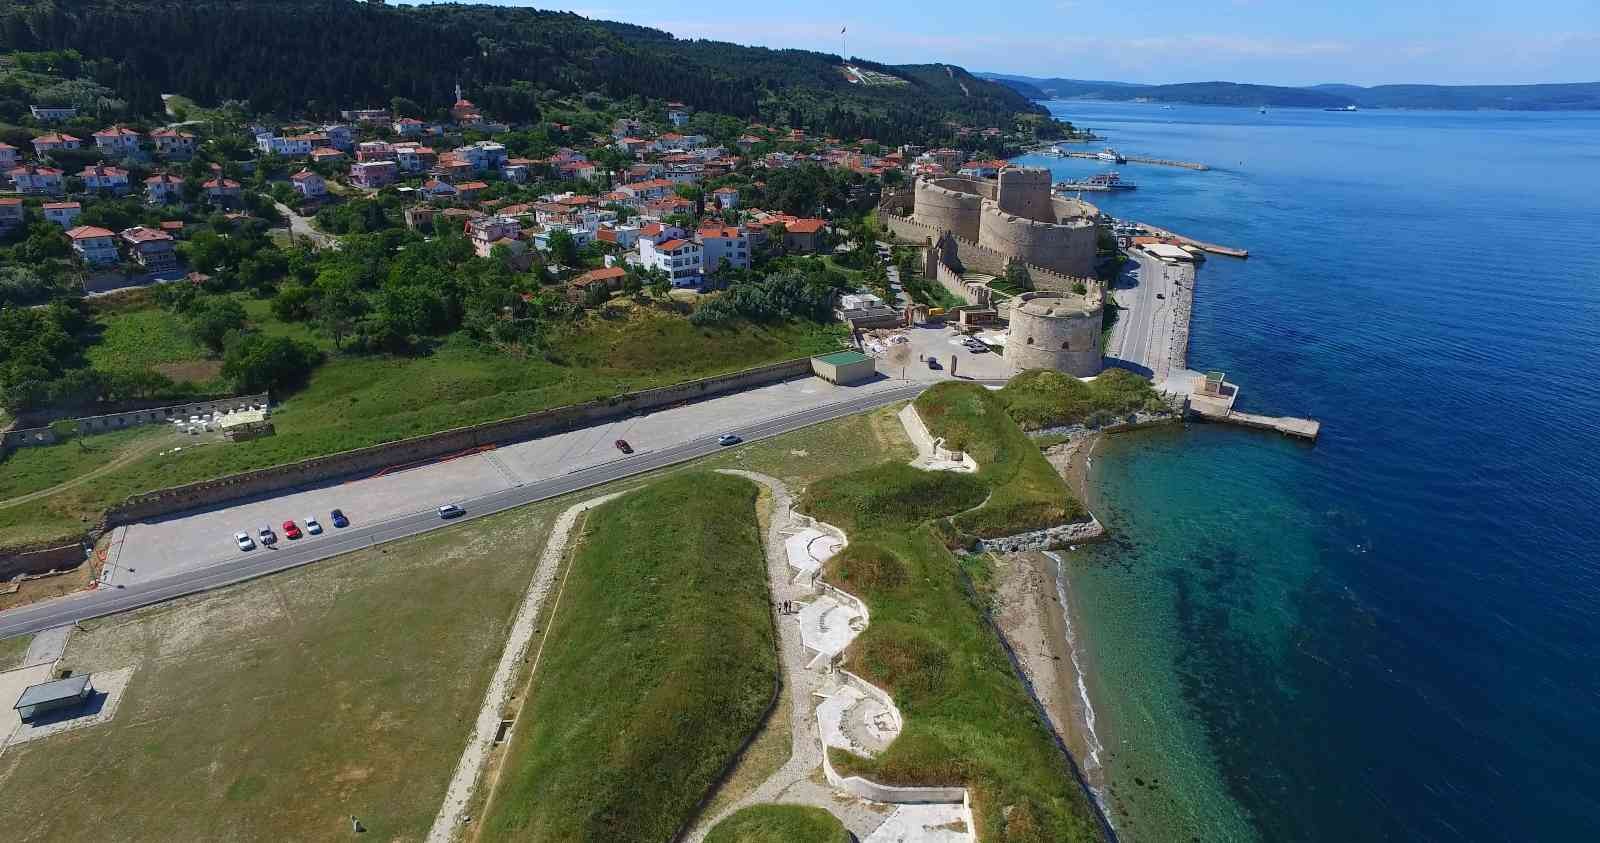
[1058,150,1210,170]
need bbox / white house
[533,223,594,255]
[455,141,508,172]
[80,164,131,194]
[120,226,178,270]
[0,142,17,170]
[9,164,65,195]
[92,126,142,156]
[290,169,327,199]
[257,133,315,157]
[711,186,740,210]
[66,225,120,266]
[420,178,459,199]
[203,177,243,204]
[150,128,198,158]
[697,224,750,275]
[640,234,703,287]
[145,172,185,204]
[392,143,436,173]
[393,118,425,136]
[0,198,22,233]
[29,105,78,121]
[42,201,82,228]
[32,133,81,155]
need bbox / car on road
[235,532,255,552]
[1156,292,1165,299]
[330,509,348,528]
[282,520,302,540]
[258,526,277,546]
[968,343,990,354]
[438,503,465,519]
[927,357,941,370]
[717,434,742,446]
[305,516,322,535]
[614,439,633,454]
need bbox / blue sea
[1015,102,1600,841]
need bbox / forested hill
[980,72,1600,111]
[0,0,1045,143]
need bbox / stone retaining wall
[102,359,812,527]
[0,542,87,579]
[3,393,270,451]
[976,515,1106,553]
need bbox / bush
[221,334,321,393]
[998,367,1164,430]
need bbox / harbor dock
[1186,373,1320,441]
[1136,222,1249,259]
[1058,150,1210,170]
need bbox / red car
[282,519,303,540]
[614,439,633,454]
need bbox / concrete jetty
[1186,373,1320,441]
[1059,150,1210,170]
[1137,222,1249,259]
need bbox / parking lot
[862,323,1011,382]
[101,374,907,587]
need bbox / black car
[615,439,633,454]
[330,508,349,528]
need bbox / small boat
[1323,104,1358,112]
[1259,105,1268,114]
[1096,147,1126,164]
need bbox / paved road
[272,201,337,249]
[1106,249,1188,382]
[0,383,928,640]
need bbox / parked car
[1156,292,1165,299]
[258,526,277,546]
[927,357,941,370]
[717,434,742,446]
[282,520,302,540]
[614,439,633,454]
[235,532,255,552]
[438,503,465,519]
[330,509,348,528]
[305,516,322,535]
[969,344,989,354]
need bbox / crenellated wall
[995,167,1054,221]
[912,178,983,241]
[977,203,1098,280]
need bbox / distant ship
[1259,106,1268,114]
[1096,147,1126,164]
[1055,171,1138,192]
[1323,104,1359,112]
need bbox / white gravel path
[425,491,627,843]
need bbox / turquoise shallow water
[1024,102,1600,841]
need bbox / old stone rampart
[101,359,812,526]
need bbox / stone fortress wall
[1005,291,1104,377]
[897,168,1099,280]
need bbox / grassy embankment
[997,368,1165,431]
[800,409,1105,841]
[705,805,850,843]
[0,295,841,548]
[482,471,777,841]
[913,381,1087,540]
[0,497,561,841]
[0,633,30,670]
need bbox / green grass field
[0,425,166,504]
[705,805,850,843]
[0,633,30,670]
[914,382,1086,538]
[0,305,842,550]
[84,307,208,376]
[998,368,1164,430]
[0,497,560,842]
[821,527,1103,842]
[482,471,778,841]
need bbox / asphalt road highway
[0,383,928,640]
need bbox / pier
[1058,150,1210,170]
[1134,222,1249,259]
[1185,372,1320,441]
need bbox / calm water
[1018,102,1600,841]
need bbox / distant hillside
[981,72,1600,110]
[0,0,1046,144]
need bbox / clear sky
[399,0,1598,86]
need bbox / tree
[1004,258,1033,292]
[546,228,579,268]
[316,275,366,350]
[222,334,321,393]
[187,296,248,354]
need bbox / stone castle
[879,166,1106,377]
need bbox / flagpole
[841,26,847,62]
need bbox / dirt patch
[154,360,224,384]
[0,564,95,612]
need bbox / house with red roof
[290,169,327,199]
[0,141,20,171]
[145,172,185,204]
[80,163,131,195]
[42,201,81,228]
[697,223,750,274]
[121,226,178,271]
[203,177,243,204]
[9,164,65,195]
[66,225,119,266]
[32,133,81,155]
[0,197,22,233]
[93,126,142,156]
[151,128,198,159]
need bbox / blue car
[330,509,349,528]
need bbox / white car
[304,516,322,535]
[235,532,255,551]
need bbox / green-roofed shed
[811,350,876,385]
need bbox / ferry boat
[1096,147,1126,164]
[1054,171,1138,192]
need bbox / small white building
[66,225,120,266]
[8,164,64,195]
[393,117,425,136]
[150,128,198,159]
[290,169,327,199]
[697,224,750,275]
[711,186,740,210]
[0,142,17,170]
[257,133,314,157]
[29,105,78,122]
[32,132,81,155]
[92,126,142,156]
[42,201,82,228]
[641,236,703,287]
[145,172,185,204]
[80,164,131,195]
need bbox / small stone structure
[2,393,269,451]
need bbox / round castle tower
[1006,291,1104,378]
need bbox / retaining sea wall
[102,359,812,527]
